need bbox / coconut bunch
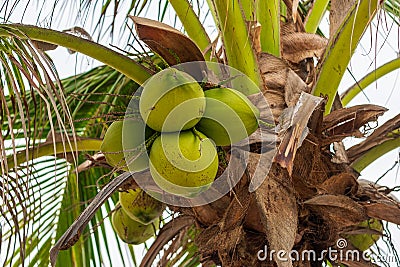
[101,67,260,198]
[139,68,260,197]
[100,67,260,243]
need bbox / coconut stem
[191,128,205,141]
[145,131,160,150]
[258,119,275,128]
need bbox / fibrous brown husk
[251,162,298,267]
[304,195,368,230]
[317,173,358,196]
[281,33,327,63]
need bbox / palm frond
[0,35,147,263]
[1,157,69,266]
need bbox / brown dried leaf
[363,201,400,225]
[356,179,400,205]
[131,16,205,65]
[197,224,243,255]
[322,104,387,131]
[317,173,358,196]
[304,195,368,228]
[281,33,327,63]
[235,128,277,151]
[347,113,400,162]
[274,92,323,175]
[257,52,287,121]
[287,59,315,86]
[281,0,305,31]
[322,105,388,145]
[281,21,297,36]
[258,53,292,121]
[341,227,383,236]
[253,162,298,267]
[330,0,357,37]
[284,69,308,107]
[140,216,195,267]
[192,195,230,226]
[332,141,350,164]
[292,0,299,22]
[264,91,286,122]
[258,53,290,91]
[247,92,277,123]
[291,137,321,199]
[32,40,58,51]
[246,21,262,54]
[220,184,251,231]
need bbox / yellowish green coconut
[119,188,165,225]
[101,119,152,172]
[112,204,159,244]
[149,130,218,197]
[197,88,260,146]
[139,68,205,132]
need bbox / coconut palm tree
[1,0,400,266]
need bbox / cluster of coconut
[101,68,260,243]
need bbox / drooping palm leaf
[1,38,149,264]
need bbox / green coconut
[149,130,219,197]
[119,188,165,225]
[101,119,152,172]
[346,219,383,251]
[112,204,159,244]
[196,88,260,146]
[139,68,206,132]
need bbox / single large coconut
[196,88,260,146]
[149,130,218,197]
[112,204,159,244]
[139,68,205,132]
[101,119,152,172]
[119,188,165,225]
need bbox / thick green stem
[0,24,152,85]
[305,0,330,33]
[258,0,280,56]
[341,58,400,106]
[312,0,380,114]
[7,138,103,169]
[212,0,261,87]
[239,0,280,56]
[168,0,212,60]
[351,137,400,172]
